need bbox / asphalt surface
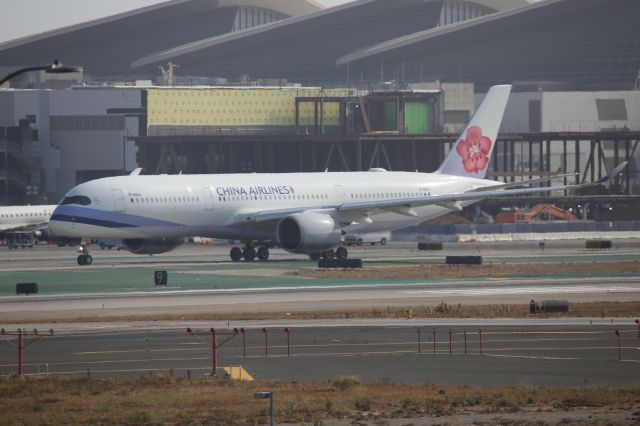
[1,240,639,386]
[0,240,639,320]
[1,321,639,386]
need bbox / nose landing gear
[77,242,93,266]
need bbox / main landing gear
[77,242,93,266]
[230,242,270,262]
[309,246,348,261]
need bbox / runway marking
[483,346,639,352]
[483,354,579,361]
[5,366,222,377]
[239,349,420,358]
[479,338,606,345]
[41,335,638,358]
[76,348,209,355]
[480,331,634,336]
[0,356,210,368]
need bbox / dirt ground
[1,378,638,426]
[294,260,640,280]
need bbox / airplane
[0,204,61,249]
[48,85,626,266]
[0,205,57,233]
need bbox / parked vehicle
[343,232,390,246]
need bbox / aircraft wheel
[335,246,348,260]
[243,247,256,261]
[84,255,93,265]
[380,238,387,245]
[257,246,270,261]
[230,247,242,262]
[77,255,86,266]
[321,249,335,260]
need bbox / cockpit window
[61,195,91,206]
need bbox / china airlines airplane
[48,85,624,266]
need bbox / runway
[1,240,639,386]
[1,319,639,386]
[0,275,639,321]
[0,240,639,320]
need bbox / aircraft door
[202,186,215,211]
[334,185,347,204]
[112,188,126,212]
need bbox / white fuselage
[49,170,499,242]
[0,205,57,232]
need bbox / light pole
[0,59,79,87]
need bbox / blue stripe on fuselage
[51,205,184,229]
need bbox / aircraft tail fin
[436,84,512,178]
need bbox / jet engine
[35,227,80,247]
[122,238,183,255]
[276,213,341,254]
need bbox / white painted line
[483,353,579,361]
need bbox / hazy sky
[0,0,354,43]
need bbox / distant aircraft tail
[436,84,512,178]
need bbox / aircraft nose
[49,205,77,237]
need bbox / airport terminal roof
[0,0,322,77]
[127,0,637,90]
[337,0,640,90]
[2,0,635,91]
[131,0,530,69]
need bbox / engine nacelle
[35,227,81,247]
[34,228,51,241]
[122,238,183,255]
[276,213,341,254]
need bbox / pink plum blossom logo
[455,126,492,174]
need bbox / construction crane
[496,204,577,224]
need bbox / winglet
[130,168,143,176]
[597,161,628,184]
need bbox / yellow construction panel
[147,88,348,127]
[223,366,254,381]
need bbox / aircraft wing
[232,162,628,226]
[336,184,578,215]
[338,161,628,217]
[228,184,574,227]
[467,173,578,192]
[0,222,49,232]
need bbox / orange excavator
[496,204,577,224]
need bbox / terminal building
[0,0,639,221]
